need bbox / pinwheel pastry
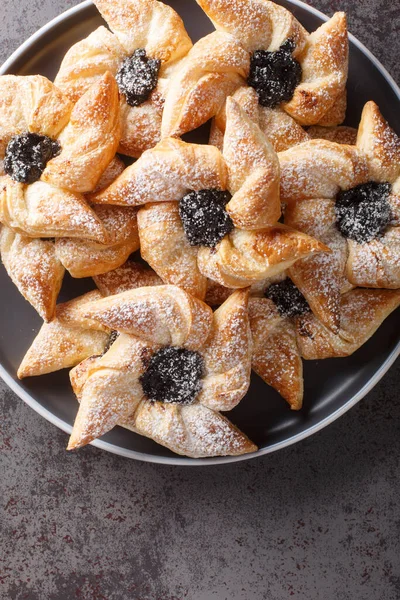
[162,0,348,139]
[0,72,120,243]
[66,285,256,458]
[90,98,328,298]
[54,0,192,157]
[249,278,400,410]
[279,101,400,333]
[0,225,65,321]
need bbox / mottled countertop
[1,1,400,599]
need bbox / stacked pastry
[1,0,399,458]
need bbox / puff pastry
[55,205,139,278]
[280,101,400,331]
[0,225,64,321]
[67,285,256,458]
[18,291,111,378]
[161,1,347,138]
[0,178,108,243]
[0,73,121,194]
[249,285,400,410]
[210,82,310,153]
[54,0,192,157]
[91,99,327,296]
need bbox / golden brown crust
[0,75,72,159]
[249,297,303,410]
[124,402,257,458]
[55,205,140,278]
[196,0,308,54]
[279,139,368,203]
[197,225,330,288]
[68,333,148,449]
[137,202,207,300]
[285,198,348,332]
[94,260,163,296]
[54,26,126,103]
[0,225,64,322]
[17,291,110,379]
[346,228,400,289]
[68,286,255,456]
[223,98,281,228]
[283,13,348,126]
[161,31,249,138]
[198,289,252,411]
[356,101,400,184]
[0,179,108,243]
[93,0,192,67]
[90,137,228,206]
[42,73,121,193]
[81,285,214,349]
[297,288,400,359]
[307,124,357,146]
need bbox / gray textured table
[1,2,399,599]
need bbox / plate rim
[1,0,399,466]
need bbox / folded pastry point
[297,288,400,359]
[195,0,308,54]
[283,12,348,126]
[94,260,163,296]
[285,198,348,333]
[161,31,249,139]
[41,72,121,193]
[279,139,368,203]
[55,205,140,278]
[223,97,281,228]
[198,289,252,411]
[0,225,64,322]
[68,333,146,450]
[124,402,257,458]
[356,101,400,184]
[82,285,214,349]
[17,291,110,379]
[93,0,192,65]
[249,297,303,410]
[138,202,207,299]
[90,137,228,207]
[0,180,108,243]
[197,225,330,288]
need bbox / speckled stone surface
[1,1,400,599]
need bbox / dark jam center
[140,347,204,405]
[265,278,310,318]
[116,49,161,107]
[335,181,392,243]
[179,189,234,248]
[248,39,302,108]
[4,133,61,184]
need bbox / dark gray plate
[1,0,399,465]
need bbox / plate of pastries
[0,0,399,464]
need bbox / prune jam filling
[265,278,310,318]
[4,133,61,184]
[140,347,204,405]
[248,39,302,108]
[116,49,161,107]
[179,189,234,247]
[104,330,119,354]
[335,181,392,243]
